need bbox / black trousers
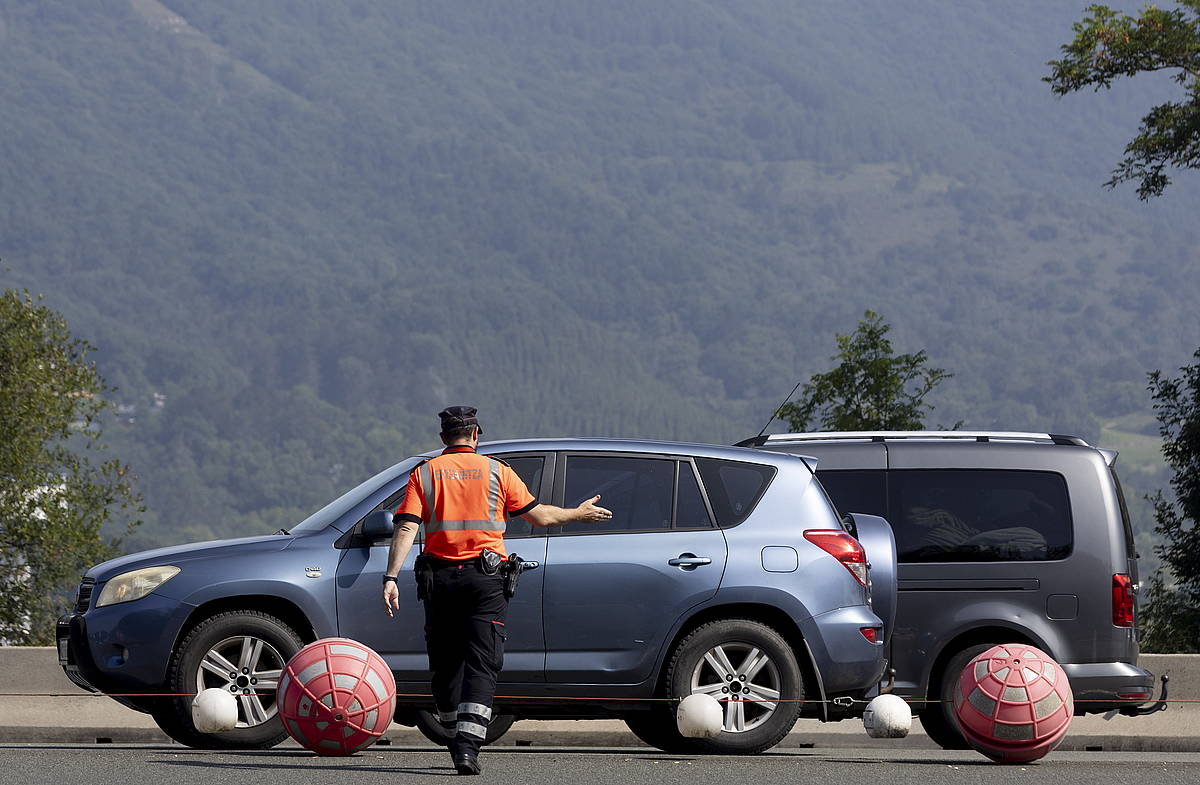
[423,558,509,756]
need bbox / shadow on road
[151,758,457,777]
[822,757,1000,767]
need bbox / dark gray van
[740,431,1165,748]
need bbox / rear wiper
[275,528,291,535]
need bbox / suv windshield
[289,458,422,533]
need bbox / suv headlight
[96,566,181,607]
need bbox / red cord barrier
[0,692,1197,704]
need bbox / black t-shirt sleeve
[508,499,539,517]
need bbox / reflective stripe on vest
[421,456,507,536]
[486,459,501,521]
[420,462,435,513]
[427,519,506,533]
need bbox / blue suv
[58,439,894,754]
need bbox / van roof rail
[735,431,1091,448]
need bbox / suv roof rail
[735,431,1091,448]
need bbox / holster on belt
[479,548,503,575]
[414,553,434,600]
[501,553,525,599]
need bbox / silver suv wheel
[688,642,781,732]
[195,635,286,728]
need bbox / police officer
[382,407,611,775]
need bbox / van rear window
[890,470,1072,562]
[1109,468,1137,560]
[695,458,775,527]
[816,470,888,518]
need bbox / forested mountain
[1,0,1195,559]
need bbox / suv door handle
[668,554,712,568]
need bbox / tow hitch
[1119,673,1169,717]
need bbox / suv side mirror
[362,509,395,540]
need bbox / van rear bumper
[1062,661,1155,714]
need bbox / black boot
[451,750,481,775]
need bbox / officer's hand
[578,495,613,523]
[383,581,400,618]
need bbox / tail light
[1112,573,1134,627]
[859,626,881,643]
[804,530,868,587]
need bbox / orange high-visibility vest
[395,445,536,560]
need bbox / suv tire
[154,610,304,749]
[634,618,804,755]
[920,642,996,751]
[413,709,516,747]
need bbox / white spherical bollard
[863,694,912,738]
[676,693,724,739]
[192,687,239,733]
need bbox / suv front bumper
[57,614,156,714]
[56,591,195,713]
[56,615,101,694]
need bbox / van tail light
[1112,573,1134,627]
[859,626,881,643]
[804,530,868,587]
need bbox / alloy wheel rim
[689,641,781,733]
[195,635,285,729]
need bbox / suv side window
[675,461,714,529]
[501,455,545,538]
[560,455,715,533]
[694,457,775,527]
[890,470,1073,562]
[562,455,674,533]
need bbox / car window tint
[675,463,712,529]
[502,456,544,539]
[694,458,775,527]
[562,456,674,533]
[889,470,1073,562]
[816,470,887,518]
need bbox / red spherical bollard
[952,643,1073,764]
[278,638,396,755]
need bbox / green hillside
[0,0,1195,551]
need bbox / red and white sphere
[278,637,396,755]
[952,643,1073,764]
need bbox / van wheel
[921,643,995,750]
[655,618,804,754]
[153,610,304,749]
[413,710,516,746]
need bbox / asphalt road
[2,745,1199,785]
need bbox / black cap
[438,406,482,435]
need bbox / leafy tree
[0,289,140,645]
[1138,349,1200,652]
[1046,2,1200,198]
[775,311,954,432]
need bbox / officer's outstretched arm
[522,495,613,527]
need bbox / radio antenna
[752,379,804,441]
